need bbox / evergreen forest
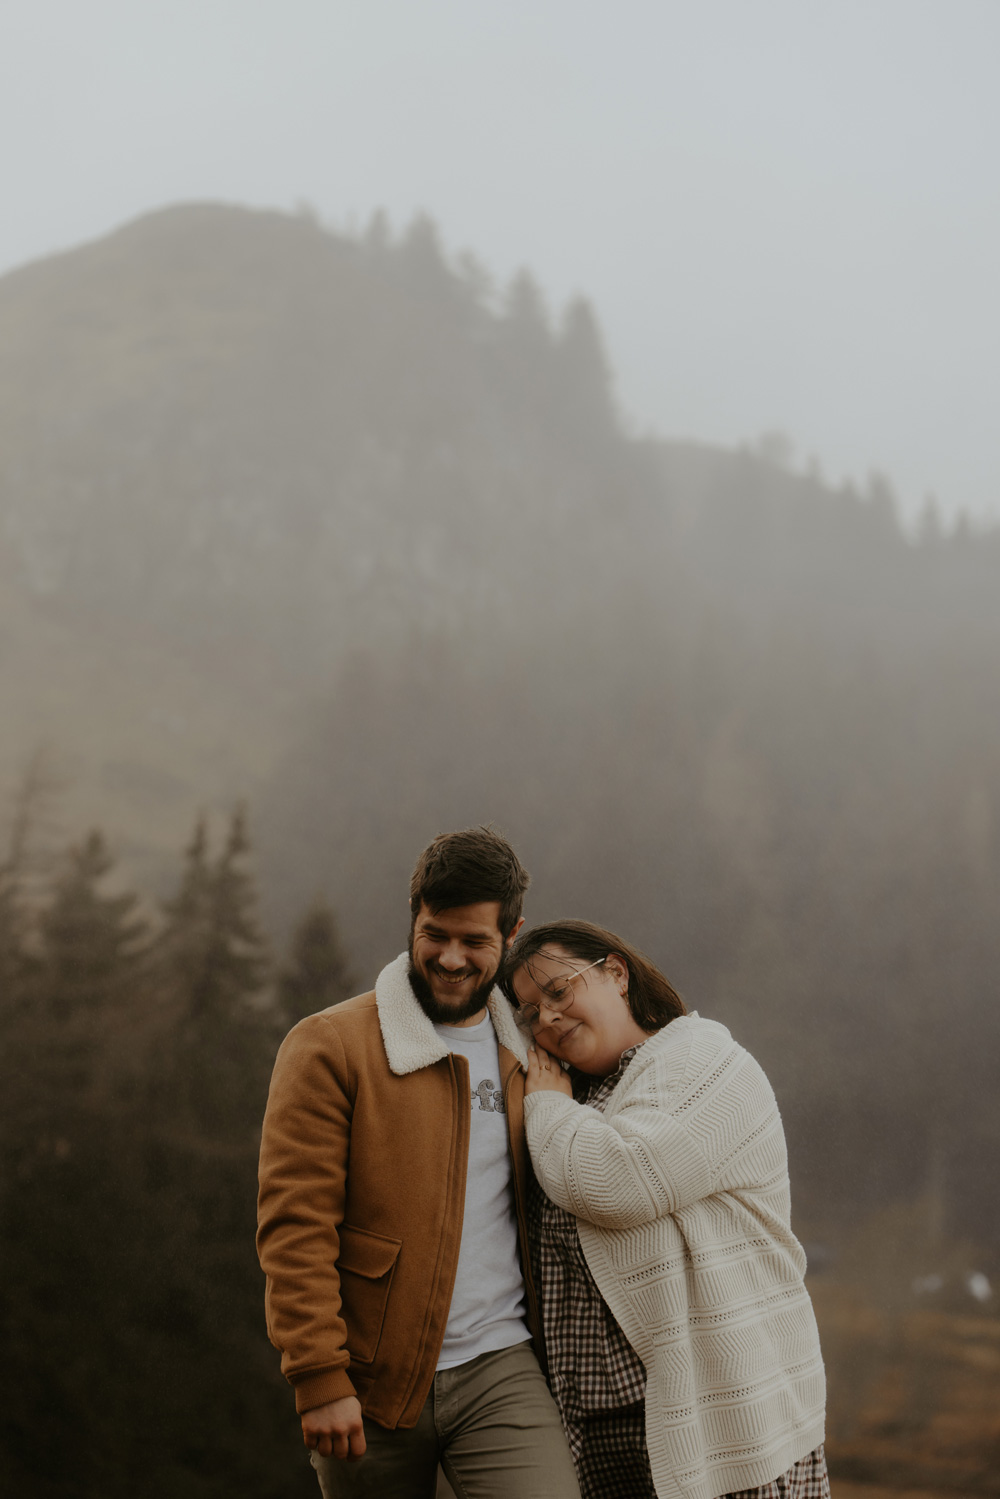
[0,792,354,1496]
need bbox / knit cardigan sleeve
[523,1088,716,1228]
[523,1020,780,1231]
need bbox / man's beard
[408,953,496,1026]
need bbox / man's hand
[525,1044,573,1097]
[301,1396,366,1462]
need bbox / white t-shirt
[432,1013,530,1369]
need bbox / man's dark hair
[499,918,687,1032]
[409,826,530,939]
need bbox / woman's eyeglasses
[516,956,606,1029]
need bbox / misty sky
[2,0,998,521]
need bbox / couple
[257,827,827,1499]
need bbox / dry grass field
[835,1486,968,1498]
[816,1280,1000,1495]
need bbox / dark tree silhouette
[278,898,357,1024]
[40,830,147,1017]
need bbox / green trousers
[310,1341,581,1499]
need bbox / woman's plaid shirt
[527,1046,647,1429]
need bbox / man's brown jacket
[256,951,538,1427]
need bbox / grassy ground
[835,1486,968,1498]
[816,1280,1000,1495]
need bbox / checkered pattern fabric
[571,1405,655,1499]
[528,1046,647,1432]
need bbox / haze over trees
[1,202,998,1494]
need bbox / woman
[500,920,827,1499]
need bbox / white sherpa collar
[375,951,531,1076]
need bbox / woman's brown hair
[499,919,687,1032]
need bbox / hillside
[3,203,997,886]
[0,202,626,641]
[0,201,642,873]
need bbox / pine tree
[197,806,268,1017]
[157,809,268,1017]
[40,829,147,1021]
[0,779,39,1185]
[364,206,392,254]
[504,267,551,345]
[398,211,455,307]
[24,830,148,1151]
[557,295,615,434]
[0,861,27,1006]
[155,807,272,1136]
[278,898,356,1024]
[0,748,61,1004]
[157,814,212,1007]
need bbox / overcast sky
[2,0,998,521]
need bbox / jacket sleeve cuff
[292,1365,358,1414]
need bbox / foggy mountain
[0,201,628,647]
[2,201,999,1253]
[0,201,645,874]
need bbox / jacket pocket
[337,1224,402,1366]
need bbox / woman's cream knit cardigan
[524,1013,825,1499]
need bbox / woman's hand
[525,1043,573,1097]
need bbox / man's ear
[505,916,525,947]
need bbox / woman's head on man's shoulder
[500,918,686,1075]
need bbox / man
[257,827,580,1499]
